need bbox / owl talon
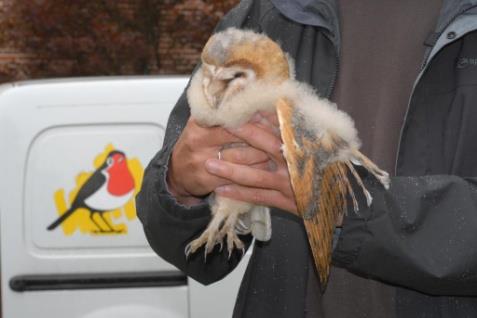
[185,228,217,260]
[235,227,248,235]
[185,202,249,260]
[235,219,249,234]
[238,219,247,228]
[205,240,215,255]
[184,243,192,260]
[226,229,245,259]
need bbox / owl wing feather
[276,97,357,287]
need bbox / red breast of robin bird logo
[47,145,144,235]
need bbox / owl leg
[185,196,252,260]
[184,209,227,260]
[215,197,255,258]
[216,211,246,259]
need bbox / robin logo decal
[47,144,144,235]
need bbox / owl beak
[204,78,226,109]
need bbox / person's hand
[205,112,298,215]
[167,118,270,205]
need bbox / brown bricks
[0,0,239,83]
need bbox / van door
[0,77,190,318]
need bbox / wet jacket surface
[136,0,477,317]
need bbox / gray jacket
[137,0,477,317]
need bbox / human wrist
[167,159,209,207]
[166,171,204,206]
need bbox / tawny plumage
[185,28,390,286]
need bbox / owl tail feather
[350,149,391,191]
[345,160,374,207]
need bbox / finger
[249,112,280,137]
[216,184,298,215]
[254,120,281,137]
[208,126,244,146]
[258,111,279,126]
[221,146,269,165]
[200,174,233,189]
[168,154,232,197]
[250,111,279,127]
[205,159,288,192]
[227,124,283,160]
[251,161,274,171]
[191,153,235,189]
[187,118,242,146]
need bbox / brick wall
[0,0,239,83]
[157,0,241,70]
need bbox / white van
[0,77,249,318]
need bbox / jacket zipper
[328,51,340,99]
[323,33,340,99]
[394,4,477,175]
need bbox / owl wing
[276,97,356,287]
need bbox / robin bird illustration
[185,28,390,286]
[47,150,135,233]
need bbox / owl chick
[184,29,287,259]
[185,28,389,285]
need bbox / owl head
[192,28,292,110]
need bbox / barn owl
[185,28,390,285]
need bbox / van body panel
[0,77,248,318]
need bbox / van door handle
[10,270,187,292]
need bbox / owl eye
[233,72,246,79]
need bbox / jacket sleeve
[136,0,262,285]
[332,174,477,296]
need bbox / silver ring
[218,149,223,160]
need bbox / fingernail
[205,159,222,173]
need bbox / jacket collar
[270,0,477,52]
[436,0,477,33]
[269,0,340,49]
